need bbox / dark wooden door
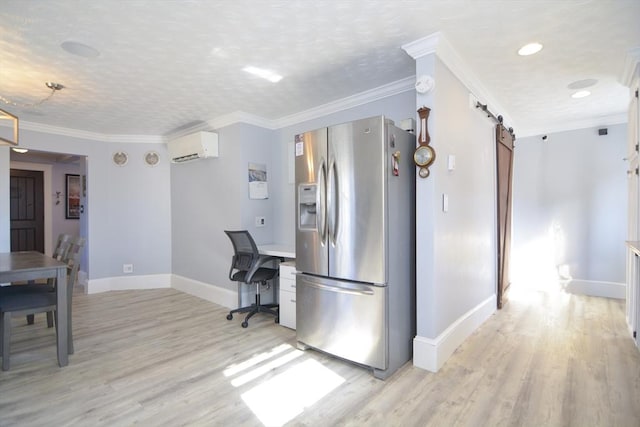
[496,125,514,309]
[10,169,45,253]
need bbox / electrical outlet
[123,264,133,274]
[255,216,266,227]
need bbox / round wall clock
[144,151,160,167]
[413,106,436,178]
[112,151,128,166]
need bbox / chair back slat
[64,237,85,289]
[52,233,73,261]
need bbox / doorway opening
[9,150,86,269]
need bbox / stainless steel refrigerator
[295,115,415,380]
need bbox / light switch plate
[448,155,456,171]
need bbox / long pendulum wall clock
[413,106,436,178]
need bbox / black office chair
[224,230,280,328]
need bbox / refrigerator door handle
[327,158,339,245]
[317,158,328,243]
[301,279,375,296]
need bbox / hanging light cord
[0,82,64,108]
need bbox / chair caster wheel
[241,321,248,328]
[226,314,233,320]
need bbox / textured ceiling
[0,0,638,139]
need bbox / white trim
[402,32,517,132]
[19,120,164,144]
[9,161,53,255]
[413,294,496,372]
[17,77,415,143]
[273,77,415,129]
[173,77,415,134]
[564,279,626,299]
[209,111,276,131]
[620,47,640,87]
[86,273,171,294]
[171,274,237,309]
[83,274,238,310]
[518,113,628,138]
[401,32,440,60]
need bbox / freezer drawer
[296,274,387,370]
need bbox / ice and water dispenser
[298,184,317,230]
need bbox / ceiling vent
[168,131,218,163]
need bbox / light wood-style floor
[1,284,639,426]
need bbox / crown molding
[517,112,628,138]
[12,76,415,143]
[273,76,415,129]
[171,76,414,134]
[401,32,441,60]
[620,47,640,87]
[209,111,277,130]
[164,111,276,141]
[19,120,164,144]
[404,31,517,131]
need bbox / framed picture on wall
[66,174,81,219]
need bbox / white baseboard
[86,274,171,294]
[413,294,496,373]
[77,270,88,287]
[565,279,625,299]
[171,274,237,309]
[84,273,237,309]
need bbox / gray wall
[51,162,81,240]
[414,55,497,338]
[512,124,627,285]
[171,93,414,291]
[0,129,171,280]
[171,122,276,291]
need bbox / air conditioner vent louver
[168,131,218,163]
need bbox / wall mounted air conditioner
[168,131,218,163]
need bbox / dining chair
[0,236,85,370]
[224,230,280,328]
[25,233,73,326]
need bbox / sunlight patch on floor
[241,358,345,427]
[223,343,292,378]
[230,348,304,387]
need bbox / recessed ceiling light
[242,66,283,83]
[12,148,28,153]
[571,90,591,99]
[61,41,100,58]
[567,79,598,90]
[518,42,543,56]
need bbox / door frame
[10,161,53,255]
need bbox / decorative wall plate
[112,151,128,166]
[144,151,160,166]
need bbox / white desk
[258,244,295,259]
[258,244,297,329]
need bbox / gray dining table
[0,251,69,367]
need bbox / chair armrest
[228,255,242,281]
[245,255,281,283]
